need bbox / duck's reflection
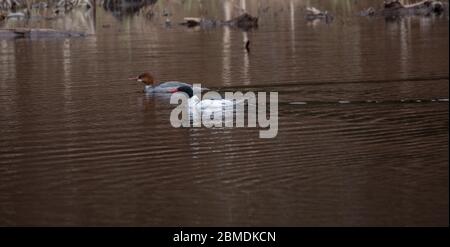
[289,0,296,54]
[241,0,250,85]
[222,0,232,86]
[102,0,158,18]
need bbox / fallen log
[361,0,447,17]
[0,28,87,39]
[180,13,258,30]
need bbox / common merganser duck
[129,72,192,93]
[171,86,236,113]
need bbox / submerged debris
[180,13,258,30]
[305,7,334,23]
[361,0,448,17]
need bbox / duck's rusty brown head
[129,72,155,85]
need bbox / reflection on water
[0,0,448,226]
[101,0,158,19]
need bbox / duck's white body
[189,95,234,110]
[171,85,240,119]
[188,96,236,120]
[145,81,192,93]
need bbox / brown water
[0,0,448,226]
